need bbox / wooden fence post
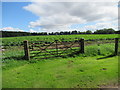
[55,40,58,56]
[115,38,119,55]
[23,40,30,60]
[80,38,84,53]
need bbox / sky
[1,0,119,32]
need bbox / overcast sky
[1,0,119,32]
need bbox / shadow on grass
[97,54,116,60]
[30,49,81,59]
[3,56,26,60]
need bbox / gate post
[115,38,119,55]
[80,38,84,53]
[23,40,30,60]
[55,40,58,56]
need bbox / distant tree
[1,28,117,37]
[1,31,48,37]
[94,28,115,34]
[115,30,120,34]
[86,30,92,34]
[105,28,115,34]
[71,30,78,34]
[80,32,86,34]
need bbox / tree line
[1,28,119,37]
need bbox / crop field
[2,34,119,88]
[1,34,118,46]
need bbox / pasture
[2,34,119,88]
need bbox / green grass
[2,56,118,88]
[2,42,118,88]
[2,34,118,46]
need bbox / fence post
[55,40,58,56]
[23,40,30,60]
[80,38,84,53]
[115,38,119,55]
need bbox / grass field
[2,40,119,88]
[1,34,118,46]
[2,56,118,88]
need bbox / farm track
[100,84,119,88]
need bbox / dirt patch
[100,83,119,88]
[100,68,107,71]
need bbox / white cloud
[30,0,119,2]
[29,29,37,32]
[2,0,119,2]
[84,21,118,31]
[0,27,24,32]
[23,2,118,32]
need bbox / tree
[86,30,92,34]
[94,28,115,34]
[71,30,78,34]
[106,28,115,34]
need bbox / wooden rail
[23,38,119,60]
[23,38,84,60]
